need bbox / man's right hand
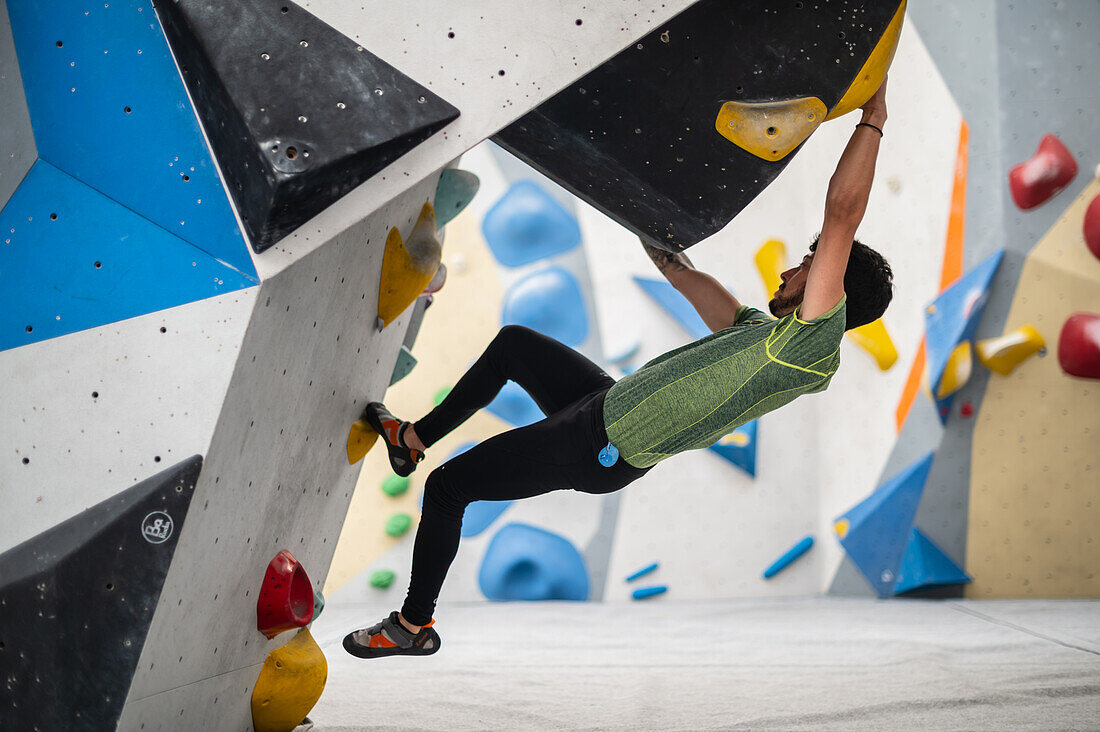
[640,237,695,281]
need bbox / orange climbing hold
[975,324,1045,376]
[1008,134,1078,210]
[257,550,314,639]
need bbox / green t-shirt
[603,296,846,468]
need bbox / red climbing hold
[1008,134,1078,210]
[959,401,974,418]
[257,550,315,639]
[1083,193,1100,262]
[1057,313,1100,380]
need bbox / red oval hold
[1057,312,1100,380]
[256,550,314,639]
[1008,134,1078,210]
[1083,193,1100,262]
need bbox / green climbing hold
[370,570,396,589]
[312,588,325,620]
[381,475,410,497]
[432,385,452,406]
[385,512,413,537]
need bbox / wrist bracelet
[856,122,883,137]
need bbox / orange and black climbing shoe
[343,611,441,659]
[364,402,424,477]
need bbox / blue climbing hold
[924,250,1004,421]
[434,169,480,228]
[625,562,659,582]
[478,523,589,601]
[834,453,934,597]
[893,528,972,595]
[631,585,667,600]
[481,180,581,267]
[707,420,758,477]
[502,266,589,347]
[762,536,814,579]
[486,380,545,427]
[633,276,711,340]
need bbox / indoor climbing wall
[0,0,701,729]
[325,12,965,605]
[966,180,1100,597]
[326,141,616,609]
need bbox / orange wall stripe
[939,119,969,291]
[895,118,968,432]
[895,338,927,431]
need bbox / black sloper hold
[154,0,460,252]
[493,0,901,251]
[0,456,202,731]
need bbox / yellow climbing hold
[754,239,787,297]
[935,341,972,399]
[718,430,751,448]
[715,96,827,162]
[833,518,850,539]
[251,628,328,732]
[377,202,442,328]
[825,0,907,121]
[975,324,1045,376]
[845,318,898,371]
[346,418,378,465]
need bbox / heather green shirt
[603,296,846,468]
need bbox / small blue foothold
[625,562,659,582]
[762,536,814,579]
[632,585,667,600]
[598,442,619,467]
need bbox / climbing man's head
[768,237,893,330]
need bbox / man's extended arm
[800,79,888,322]
[640,239,742,333]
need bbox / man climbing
[343,80,894,659]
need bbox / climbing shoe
[343,611,441,659]
[364,402,424,477]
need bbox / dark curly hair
[810,237,893,330]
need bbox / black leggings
[401,325,650,625]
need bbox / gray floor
[309,598,1100,730]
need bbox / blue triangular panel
[486,380,546,428]
[924,250,1004,407]
[836,452,934,597]
[707,420,758,477]
[8,0,255,277]
[0,161,255,351]
[633,276,711,340]
[893,528,972,595]
[482,181,581,267]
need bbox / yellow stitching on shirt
[605,335,769,433]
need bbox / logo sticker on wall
[142,511,174,544]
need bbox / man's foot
[363,402,424,477]
[343,611,441,659]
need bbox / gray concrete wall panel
[120,174,439,725]
[0,0,36,208]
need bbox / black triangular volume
[493,0,901,252]
[154,1,459,252]
[0,456,202,731]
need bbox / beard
[769,289,799,317]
